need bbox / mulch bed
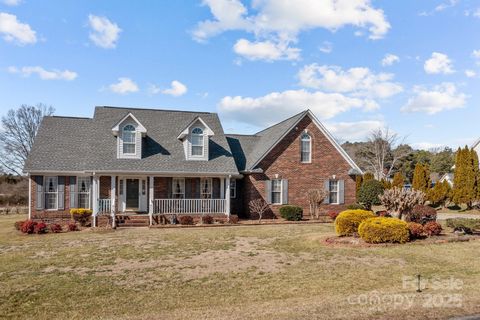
[149,218,333,229]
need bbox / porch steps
[116,215,150,227]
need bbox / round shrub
[424,221,442,236]
[279,205,303,221]
[358,217,409,244]
[67,222,79,232]
[347,203,366,210]
[357,180,384,210]
[34,222,48,234]
[229,215,239,224]
[14,220,25,231]
[408,222,426,240]
[179,215,195,225]
[409,205,437,224]
[70,208,93,227]
[21,220,37,234]
[335,209,376,236]
[201,215,214,224]
[49,223,63,233]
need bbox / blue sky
[0,0,479,149]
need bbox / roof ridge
[97,106,214,114]
[255,110,308,135]
[226,133,259,137]
[49,116,92,120]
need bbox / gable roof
[226,110,362,174]
[24,106,238,175]
[111,112,147,136]
[177,116,215,140]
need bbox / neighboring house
[439,138,480,187]
[24,106,362,226]
[439,173,454,187]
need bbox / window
[44,176,58,210]
[191,127,204,156]
[172,178,185,199]
[200,178,212,199]
[271,179,282,204]
[301,132,311,163]
[122,125,136,154]
[230,180,236,198]
[329,180,339,204]
[77,177,90,209]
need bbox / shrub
[327,211,339,220]
[410,205,437,224]
[34,222,48,234]
[424,221,442,236]
[202,215,214,224]
[179,215,194,225]
[379,188,426,220]
[357,180,384,210]
[335,210,376,236]
[229,215,239,224]
[21,220,37,234]
[446,218,480,234]
[358,217,410,244]
[347,203,366,210]
[14,220,25,231]
[49,223,62,233]
[70,208,93,226]
[408,222,426,239]
[67,222,79,232]
[279,205,303,221]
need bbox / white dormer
[112,113,147,159]
[177,117,214,161]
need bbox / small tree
[412,163,431,192]
[355,175,363,197]
[363,172,374,183]
[452,147,479,209]
[391,172,405,189]
[307,188,329,219]
[428,181,451,208]
[381,179,392,190]
[249,199,269,222]
[379,188,426,220]
[357,179,384,210]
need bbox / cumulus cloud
[297,64,403,99]
[193,0,390,61]
[424,52,455,74]
[88,14,121,49]
[160,80,188,97]
[381,53,399,66]
[108,77,139,94]
[401,83,466,114]
[2,0,22,6]
[325,120,385,141]
[411,142,446,151]
[233,38,300,61]
[8,66,77,80]
[0,12,36,45]
[319,41,333,54]
[465,70,476,78]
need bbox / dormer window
[191,127,204,156]
[122,125,136,154]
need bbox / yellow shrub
[70,208,93,215]
[358,217,409,244]
[335,209,376,236]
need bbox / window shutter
[282,179,289,204]
[69,176,77,209]
[58,176,65,210]
[265,180,272,204]
[339,180,345,204]
[35,176,44,210]
[323,180,330,204]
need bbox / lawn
[1,215,480,320]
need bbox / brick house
[24,106,362,226]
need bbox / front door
[126,179,139,210]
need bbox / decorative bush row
[15,220,79,234]
[177,215,239,225]
[279,205,303,221]
[335,210,376,236]
[358,217,410,244]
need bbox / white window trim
[230,179,236,199]
[300,132,312,163]
[200,178,212,199]
[329,180,340,205]
[44,176,58,211]
[77,177,91,209]
[122,125,136,155]
[191,127,204,158]
[271,179,282,205]
[172,178,185,199]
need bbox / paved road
[437,212,480,220]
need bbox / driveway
[437,212,480,220]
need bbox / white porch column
[148,176,154,226]
[225,175,231,218]
[28,174,32,220]
[220,178,225,199]
[92,175,99,227]
[111,176,116,228]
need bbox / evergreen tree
[428,180,451,208]
[355,175,363,196]
[412,163,431,192]
[452,146,479,208]
[381,179,392,189]
[391,172,405,188]
[363,172,374,183]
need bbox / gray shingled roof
[226,111,307,171]
[24,107,239,175]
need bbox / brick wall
[31,175,72,220]
[242,115,357,218]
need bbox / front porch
[92,175,233,227]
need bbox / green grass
[1,215,480,319]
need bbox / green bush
[358,217,409,244]
[446,218,480,234]
[347,203,366,210]
[335,209,375,236]
[279,205,303,221]
[357,180,384,210]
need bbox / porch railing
[153,199,226,215]
[98,199,111,215]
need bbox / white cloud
[297,64,403,99]
[0,12,36,45]
[325,120,385,141]
[88,14,121,49]
[401,83,466,114]
[381,53,399,66]
[472,50,480,59]
[435,0,458,12]
[411,142,445,151]
[161,80,188,97]
[319,41,333,54]
[465,70,476,78]
[424,52,455,74]
[109,77,139,94]
[2,0,22,6]
[8,66,77,80]
[233,38,300,61]
[218,89,378,127]
[193,0,390,61]
[475,8,480,18]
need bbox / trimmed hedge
[409,205,437,224]
[179,215,195,225]
[424,221,442,236]
[335,209,376,236]
[358,217,409,244]
[279,205,303,221]
[408,222,426,239]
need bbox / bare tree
[249,198,269,222]
[307,189,329,219]
[358,128,409,180]
[379,188,426,220]
[0,104,54,175]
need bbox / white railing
[98,199,111,215]
[153,199,226,215]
